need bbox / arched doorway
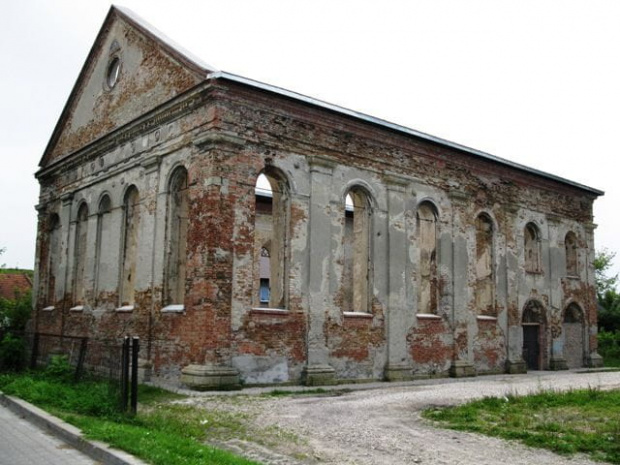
[563,303,585,369]
[522,300,546,370]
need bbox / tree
[595,249,620,332]
[594,249,618,300]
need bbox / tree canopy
[595,249,620,332]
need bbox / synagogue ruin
[33,6,604,388]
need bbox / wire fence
[27,332,140,413]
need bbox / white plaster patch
[232,355,289,384]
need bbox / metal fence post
[30,333,40,369]
[130,337,139,415]
[74,337,88,382]
[120,336,130,412]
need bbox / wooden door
[523,325,540,370]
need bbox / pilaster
[448,190,475,377]
[303,155,337,385]
[384,174,414,381]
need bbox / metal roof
[208,71,604,196]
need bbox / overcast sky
[2,0,619,277]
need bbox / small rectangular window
[259,278,270,306]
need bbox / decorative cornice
[193,131,245,152]
[37,84,212,180]
[448,189,470,205]
[60,193,74,206]
[308,154,336,175]
[584,222,597,233]
[504,202,520,215]
[140,155,161,174]
[384,173,411,192]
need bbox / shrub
[0,289,32,333]
[45,354,74,382]
[598,330,620,366]
[0,333,26,371]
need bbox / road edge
[0,392,147,465]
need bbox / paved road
[0,402,97,465]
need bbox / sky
[1,0,619,277]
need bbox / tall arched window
[565,231,578,277]
[475,213,495,315]
[46,213,61,305]
[120,186,140,307]
[254,170,289,308]
[73,203,89,305]
[94,195,112,303]
[417,202,438,314]
[165,167,189,306]
[524,222,541,273]
[343,187,371,313]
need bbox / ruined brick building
[33,6,604,388]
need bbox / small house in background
[32,6,604,389]
[0,273,32,301]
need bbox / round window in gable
[106,57,121,89]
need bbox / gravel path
[185,370,620,465]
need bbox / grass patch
[0,372,262,465]
[424,388,620,463]
[604,355,620,368]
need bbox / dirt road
[185,370,620,465]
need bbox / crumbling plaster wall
[34,77,600,386]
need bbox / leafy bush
[45,354,74,382]
[0,333,26,371]
[599,291,620,333]
[598,330,620,367]
[0,288,32,333]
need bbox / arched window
[46,213,61,305]
[254,171,289,308]
[94,195,112,302]
[417,202,438,314]
[524,222,541,273]
[475,214,495,315]
[342,187,371,313]
[73,203,89,304]
[120,186,140,307]
[565,231,578,277]
[164,167,189,306]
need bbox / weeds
[424,388,620,463]
[0,372,262,465]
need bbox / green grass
[603,354,620,368]
[424,388,620,463]
[0,372,262,465]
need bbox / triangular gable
[40,5,218,168]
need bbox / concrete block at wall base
[384,363,414,382]
[301,364,336,386]
[587,352,604,368]
[180,364,241,391]
[449,360,476,378]
[549,357,568,371]
[506,359,527,374]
